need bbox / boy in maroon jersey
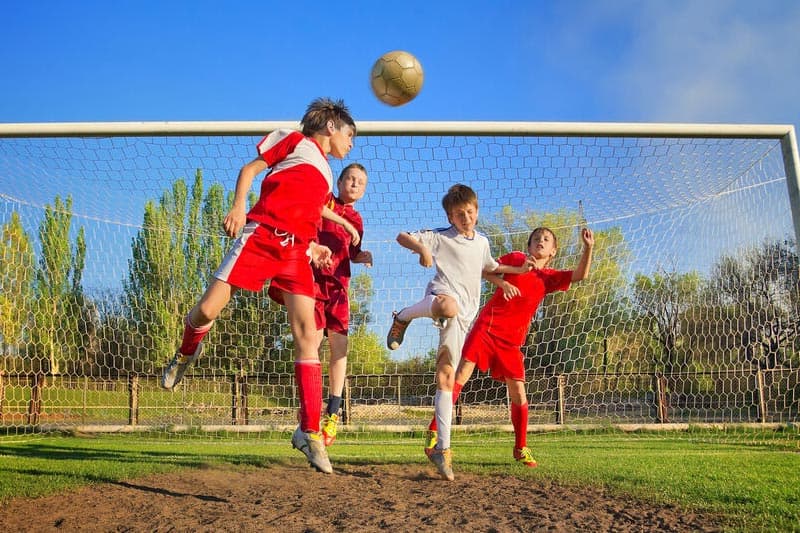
[443,226,593,468]
[313,163,373,446]
[160,98,356,474]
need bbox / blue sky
[2,0,800,129]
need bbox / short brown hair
[301,98,356,137]
[441,183,478,215]
[338,162,367,182]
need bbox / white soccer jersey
[412,226,499,332]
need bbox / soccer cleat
[513,446,538,468]
[160,343,203,390]
[387,311,411,350]
[291,426,333,474]
[427,447,455,481]
[321,413,339,447]
[423,429,438,457]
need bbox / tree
[0,212,35,362]
[124,179,190,365]
[27,196,87,374]
[709,239,800,369]
[632,268,702,373]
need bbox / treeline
[1,172,799,381]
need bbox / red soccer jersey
[246,129,333,242]
[314,197,364,294]
[475,251,573,346]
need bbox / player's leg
[507,378,537,468]
[427,350,456,481]
[426,358,473,448]
[286,291,332,473]
[321,330,347,446]
[162,279,236,390]
[388,294,457,349]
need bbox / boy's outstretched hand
[222,207,247,238]
[581,228,595,248]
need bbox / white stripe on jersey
[256,128,333,193]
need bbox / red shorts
[462,324,525,382]
[214,221,314,303]
[314,281,349,335]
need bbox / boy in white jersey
[387,184,530,481]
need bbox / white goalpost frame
[1,120,799,436]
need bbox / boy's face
[338,167,367,204]
[447,202,478,236]
[528,230,557,261]
[329,124,355,159]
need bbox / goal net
[1,120,799,445]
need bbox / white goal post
[1,120,799,438]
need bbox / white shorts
[436,317,467,368]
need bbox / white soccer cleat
[291,426,333,474]
[161,343,203,390]
[427,447,455,481]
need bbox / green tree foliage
[0,212,35,363]
[29,196,87,374]
[125,178,191,364]
[632,269,702,373]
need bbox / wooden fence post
[655,373,669,423]
[128,374,139,426]
[556,374,566,424]
[756,368,768,423]
[26,373,44,425]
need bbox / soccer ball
[370,50,424,107]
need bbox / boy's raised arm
[223,157,267,238]
[571,228,594,282]
[397,231,433,267]
[322,206,361,246]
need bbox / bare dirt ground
[0,462,727,532]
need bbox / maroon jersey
[314,197,363,294]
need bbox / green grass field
[1,429,798,532]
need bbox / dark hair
[527,227,558,249]
[301,98,356,137]
[442,183,478,214]
[338,162,367,182]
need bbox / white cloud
[557,0,800,125]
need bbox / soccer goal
[1,120,799,442]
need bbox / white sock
[397,294,436,322]
[434,390,453,450]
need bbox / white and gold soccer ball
[370,50,424,107]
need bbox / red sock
[429,382,464,431]
[295,360,322,433]
[453,381,463,401]
[511,402,529,449]
[179,315,211,355]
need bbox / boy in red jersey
[443,226,593,468]
[160,98,356,474]
[314,163,373,446]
